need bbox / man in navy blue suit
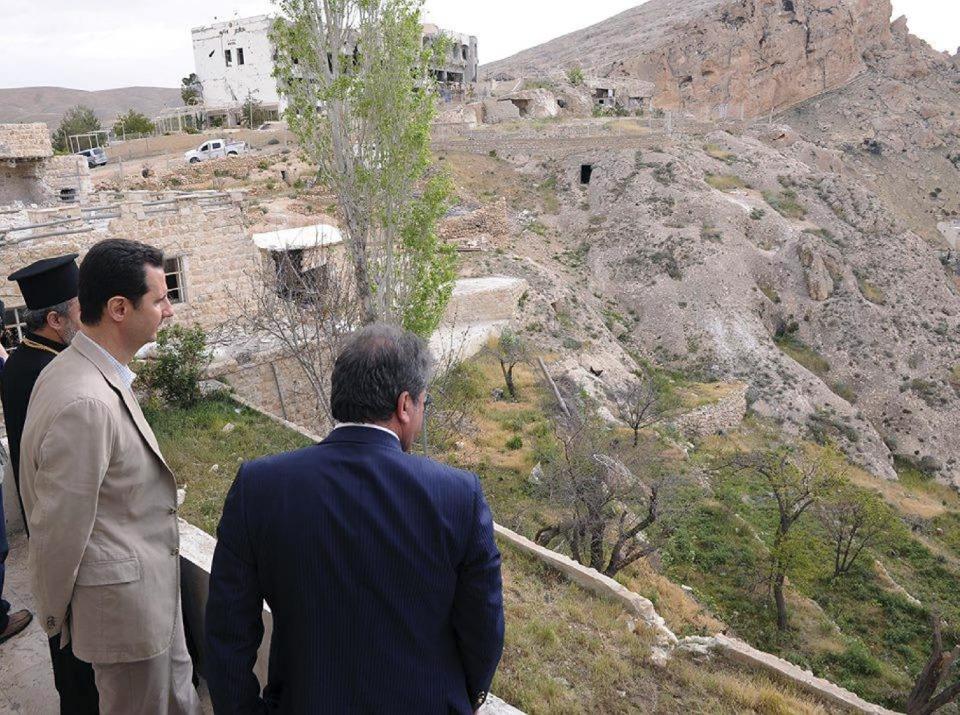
[205,323,505,713]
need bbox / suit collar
[72,332,167,468]
[323,425,404,452]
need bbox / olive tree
[272,0,456,336]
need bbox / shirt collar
[86,337,137,389]
[332,422,400,442]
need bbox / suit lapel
[72,333,169,469]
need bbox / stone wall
[0,123,53,160]
[213,351,327,435]
[0,155,91,207]
[0,193,258,333]
[671,384,748,439]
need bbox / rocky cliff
[484,0,894,119]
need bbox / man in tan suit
[19,239,201,715]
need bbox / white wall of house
[192,15,284,116]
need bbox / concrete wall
[192,15,283,114]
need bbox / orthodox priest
[0,254,99,714]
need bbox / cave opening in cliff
[580,164,593,185]
[782,0,795,11]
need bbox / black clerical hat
[8,254,80,310]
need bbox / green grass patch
[144,394,313,534]
[763,189,807,220]
[774,334,831,378]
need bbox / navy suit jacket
[205,426,505,714]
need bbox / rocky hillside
[483,0,895,119]
[457,7,960,486]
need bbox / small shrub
[750,208,766,221]
[652,162,676,186]
[700,224,723,243]
[257,160,271,171]
[506,435,524,451]
[139,324,211,408]
[566,66,585,86]
[167,177,182,187]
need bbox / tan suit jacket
[19,331,180,664]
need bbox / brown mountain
[0,86,182,128]
[482,0,893,119]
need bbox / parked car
[184,139,248,164]
[77,147,108,168]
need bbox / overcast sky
[1,0,956,91]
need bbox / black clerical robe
[1,332,66,527]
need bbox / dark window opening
[164,257,186,304]
[237,48,245,65]
[580,164,593,185]
[59,188,77,203]
[462,45,468,61]
[782,0,795,11]
[225,49,233,67]
[2,306,26,349]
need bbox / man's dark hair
[331,323,433,423]
[79,239,164,325]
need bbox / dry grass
[497,544,841,714]
[856,277,887,305]
[618,560,726,637]
[704,144,738,164]
[705,173,750,192]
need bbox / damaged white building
[189,14,479,127]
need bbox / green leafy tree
[113,109,155,137]
[733,447,843,630]
[566,66,585,86]
[139,325,211,408]
[817,485,893,578]
[52,105,101,152]
[241,97,272,128]
[493,328,528,400]
[272,0,455,336]
[181,73,203,106]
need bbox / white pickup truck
[184,138,248,164]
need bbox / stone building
[0,124,91,207]
[0,192,258,345]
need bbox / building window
[164,257,187,304]
[237,48,245,65]
[2,306,27,348]
[225,49,233,67]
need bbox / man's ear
[105,296,127,323]
[396,391,413,426]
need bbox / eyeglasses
[424,394,433,408]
